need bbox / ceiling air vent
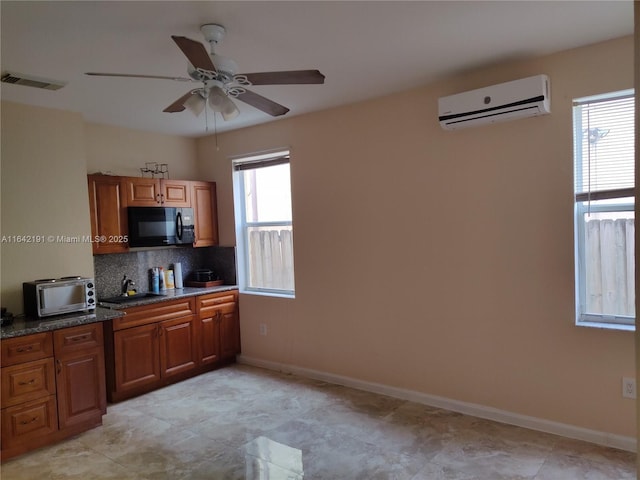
[1,72,66,91]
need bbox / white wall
[1,102,94,313]
[197,36,636,440]
[85,123,198,179]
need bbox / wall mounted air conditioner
[438,74,550,130]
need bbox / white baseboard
[237,355,637,453]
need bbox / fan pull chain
[214,113,219,151]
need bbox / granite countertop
[1,307,124,339]
[1,286,239,339]
[97,285,239,309]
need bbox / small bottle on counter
[159,267,166,291]
[150,268,160,293]
[165,269,175,289]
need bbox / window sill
[575,320,635,332]
[240,289,295,299]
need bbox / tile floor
[1,364,636,479]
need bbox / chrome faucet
[121,275,135,295]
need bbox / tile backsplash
[93,246,236,299]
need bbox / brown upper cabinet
[124,178,191,207]
[191,181,219,247]
[87,175,218,254]
[87,175,128,255]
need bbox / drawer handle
[20,416,38,425]
[18,379,36,386]
[56,359,62,374]
[16,346,33,353]
[70,334,90,342]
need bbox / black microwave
[128,207,195,247]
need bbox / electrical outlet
[259,323,267,336]
[622,377,636,399]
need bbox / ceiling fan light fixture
[220,99,240,121]
[207,86,239,120]
[184,92,205,116]
[208,86,227,111]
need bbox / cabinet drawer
[1,358,56,408]
[200,301,237,318]
[197,292,238,312]
[53,323,103,355]
[1,395,58,448]
[113,298,195,331]
[1,333,54,367]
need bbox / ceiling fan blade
[236,89,290,117]
[85,72,192,82]
[240,70,325,85]
[171,36,216,72]
[163,90,198,113]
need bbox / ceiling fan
[86,23,325,121]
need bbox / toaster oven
[23,277,96,317]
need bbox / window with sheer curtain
[573,90,635,328]
[232,150,295,296]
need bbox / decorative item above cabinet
[87,174,219,255]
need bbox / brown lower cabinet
[113,323,161,393]
[1,323,106,461]
[105,291,239,402]
[197,291,240,364]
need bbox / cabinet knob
[56,359,62,374]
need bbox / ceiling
[1,1,633,138]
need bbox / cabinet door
[161,180,191,207]
[113,324,160,393]
[219,307,241,361]
[87,175,128,254]
[191,181,219,247]
[159,315,197,378]
[197,311,220,366]
[124,177,161,206]
[55,348,106,429]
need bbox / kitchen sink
[99,292,166,304]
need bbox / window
[573,90,635,328]
[232,150,295,296]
